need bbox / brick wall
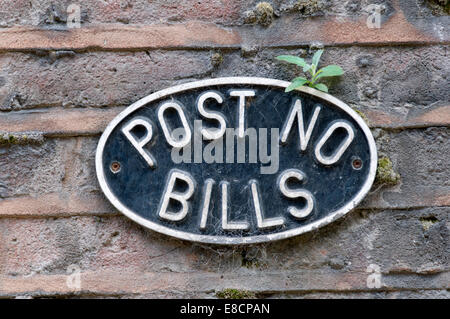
[0,0,448,298]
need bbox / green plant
[276,50,344,93]
[375,156,400,186]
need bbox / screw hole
[352,158,363,170]
[110,161,121,173]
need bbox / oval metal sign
[96,77,377,244]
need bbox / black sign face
[96,77,377,244]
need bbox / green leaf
[276,55,308,68]
[311,49,324,68]
[285,77,308,92]
[303,64,312,73]
[316,65,344,79]
[310,69,323,84]
[314,83,328,92]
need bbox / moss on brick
[375,156,400,186]
[0,132,44,145]
[211,52,224,67]
[295,0,323,15]
[420,216,439,231]
[216,288,256,299]
[242,259,265,269]
[244,2,274,27]
[426,0,450,15]
[352,107,369,124]
[240,248,268,269]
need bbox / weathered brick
[0,1,447,50]
[0,137,99,199]
[270,290,450,299]
[0,23,241,52]
[0,207,447,285]
[0,140,62,198]
[0,105,448,139]
[0,107,125,136]
[0,46,448,111]
[0,0,246,27]
[362,127,450,209]
[0,208,448,297]
[365,104,450,129]
[1,0,448,31]
[215,46,449,110]
[242,9,446,48]
[1,269,448,297]
[0,193,114,217]
[0,51,214,110]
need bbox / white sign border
[96,77,377,245]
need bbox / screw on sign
[96,77,377,244]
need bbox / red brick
[0,0,245,27]
[0,192,114,217]
[366,105,450,129]
[0,270,448,296]
[0,107,124,137]
[0,206,447,297]
[0,23,241,51]
[0,106,448,138]
[1,186,447,219]
[0,51,214,109]
[0,13,446,53]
